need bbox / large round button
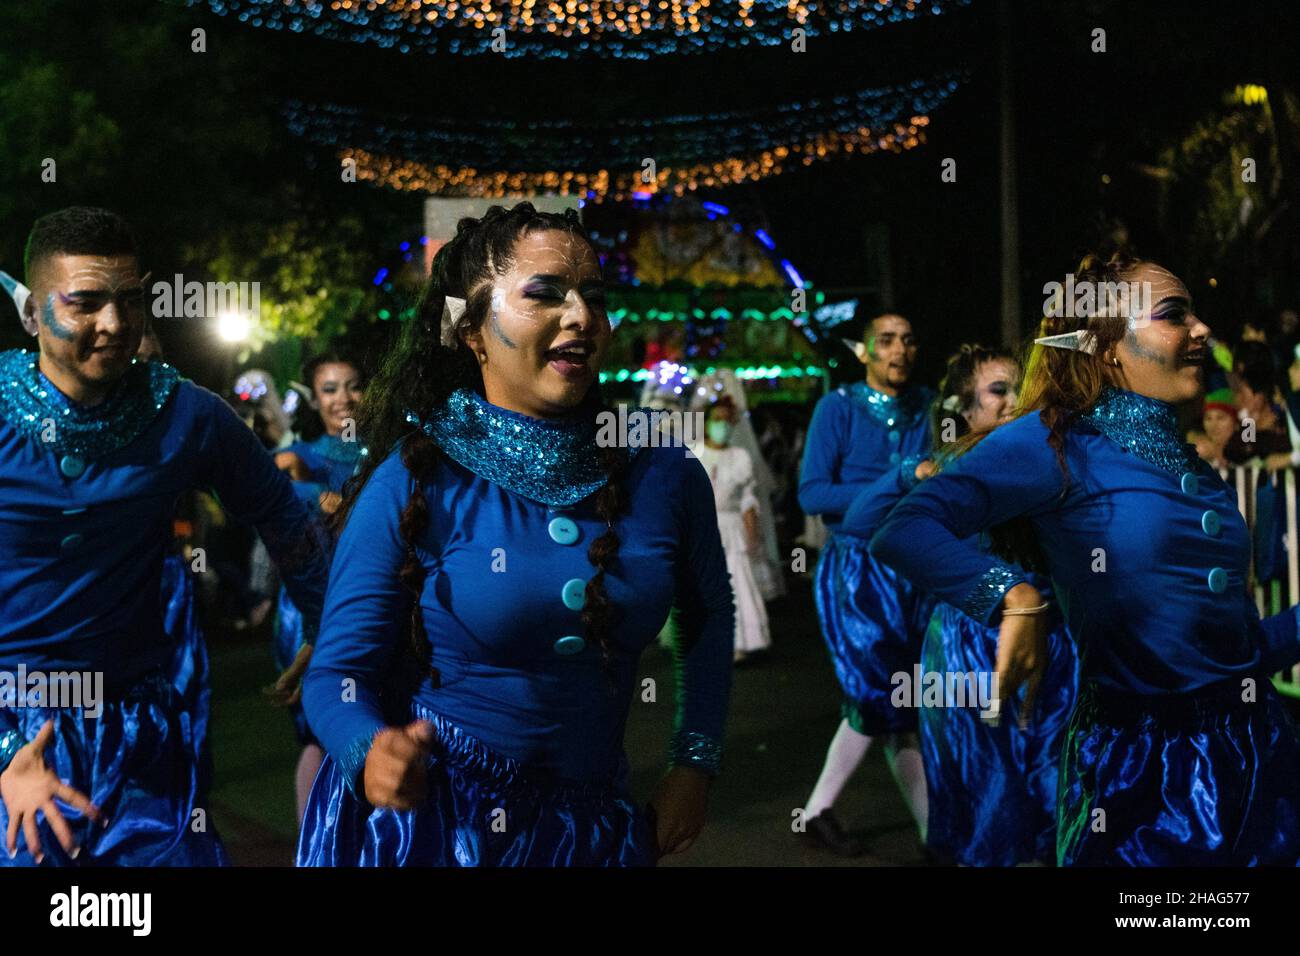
[561,578,587,611]
[60,533,84,552]
[888,430,901,445]
[547,517,579,546]
[1180,472,1199,496]
[553,635,586,655]
[59,455,85,478]
[889,452,901,464]
[1207,567,1228,594]
[1201,510,1222,537]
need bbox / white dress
[692,443,772,656]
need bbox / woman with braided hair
[296,203,734,866]
[842,344,1077,865]
[872,252,1300,864]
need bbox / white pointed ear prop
[440,295,467,348]
[0,271,35,336]
[1033,329,1098,355]
[840,337,868,362]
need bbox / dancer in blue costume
[842,345,1077,866]
[297,203,734,867]
[873,252,1300,865]
[0,207,328,866]
[271,353,366,823]
[797,314,936,856]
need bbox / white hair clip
[941,393,962,412]
[840,337,868,362]
[1033,329,1098,355]
[440,295,467,348]
[0,271,34,336]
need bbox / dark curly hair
[333,202,626,684]
[932,343,1020,446]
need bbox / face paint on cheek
[1123,330,1173,368]
[42,293,77,341]
[866,336,879,360]
[489,289,518,349]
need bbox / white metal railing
[1219,464,1300,698]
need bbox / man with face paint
[0,207,329,866]
[796,314,936,856]
[872,253,1300,865]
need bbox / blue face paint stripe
[490,301,517,349]
[42,293,76,341]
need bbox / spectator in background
[1226,342,1290,464]
[1191,388,1238,470]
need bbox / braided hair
[334,202,627,683]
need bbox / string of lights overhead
[284,73,960,199]
[187,0,971,59]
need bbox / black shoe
[801,809,868,857]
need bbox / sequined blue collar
[841,381,932,430]
[420,388,641,507]
[1078,386,1198,476]
[0,349,181,460]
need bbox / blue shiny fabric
[814,534,934,735]
[0,673,226,867]
[920,601,1077,866]
[162,554,211,774]
[871,388,1300,865]
[1059,680,1300,865]
[297,708,656,867]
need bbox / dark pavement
[207,575,927,866]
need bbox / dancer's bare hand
[265,642,313,708]
[994,584,1050,727]
[274,451,310,480]
[1,720,103,862]
[914,459,937,481]
[649,765,710,856]
[363,721,435,810]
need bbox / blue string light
[188,0,971,60]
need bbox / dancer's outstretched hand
[994,583,1050,728]
[364,720,435,810]
[265,642,313,708]
[649,765,710,857]
[1,720,104,862]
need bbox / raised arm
[869,416,1063,626]
[840,453,928,543]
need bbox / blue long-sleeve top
[798,381,934,532]
[303,422,735,793]
[870,387,1300,695]
[0,351,329,691]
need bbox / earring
[1110,357,1121,367]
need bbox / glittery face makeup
[30,254,148,400]
[965,358,1020,431]
[861,314,917,394]
[1113,265,1210,404]
[467,228,611,419]
[312,362,364,437]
